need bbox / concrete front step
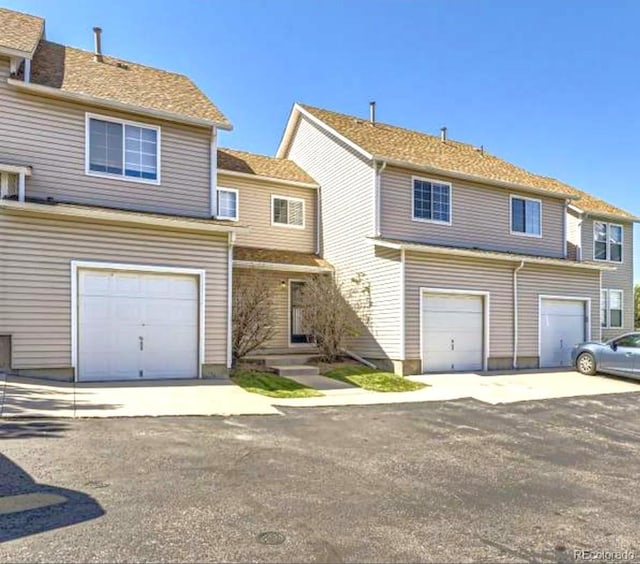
[272,365,319,377]
[264,355,318,367]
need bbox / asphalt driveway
[2,394,640,562]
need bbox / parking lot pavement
[2,393,640,562]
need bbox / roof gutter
[233,260,333,274]
[7,79,233,130]
[371,238,617,271]
[0,199,242,234]
[374,157,581,202]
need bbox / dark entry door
[290,281,311,344]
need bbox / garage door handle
[560,339,563,349]
[139,336,144,351]
[451,339,455,351]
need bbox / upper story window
[217,188,238,221]
[594,221,622,262]
[86,114,160,184]
[511,195,541,237]
[601,289,623,328]
[272,195,304,228]
[412,178,451,224]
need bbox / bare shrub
[233,273,276,360]
[298,273,372,362]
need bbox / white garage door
[422,293,484,372]
[540,298,586,368]
[78,269,199,381]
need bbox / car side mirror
[611,342,618,351]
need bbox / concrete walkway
[286,373,356,391]
[272,370,640,408]
[0,374,280,418]
[1,371,639,418]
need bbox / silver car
[572,332,640,379]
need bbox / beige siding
[380,166,566,258]
[0,211,229,370]
[0,58,212,217]
[287,116,402,360]
[233,268,315,351]
[404,253,514,360]
[218,173,316,252]
[404,252,600,365]
[580,216,634,339]
[518,264,600,356]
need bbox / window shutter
[289,200,304,226]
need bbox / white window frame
[411,176,453,225]
[509,194,542,238]
[593,221,623,263]
[85,112,162,186]
[216,187,239,221]
[271,195,305,229]
[601,289,623,329]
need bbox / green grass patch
[230,369,323,398]
[323,365,427,393]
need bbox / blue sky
[7,0,640,279]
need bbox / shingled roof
[0,7,44,56]
[218,147,316,185]
[292,104,635,221]
[21,40,231,127]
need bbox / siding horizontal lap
[287,116,402,360]
[380,167,566,258]
[218,174,316,253]
[0,57,212,217]
[0,213,229,369]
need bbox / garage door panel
[540,298,586,368]
[78,269,199,382]
[422,293,484,373]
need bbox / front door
[289,280,311,344]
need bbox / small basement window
[87,114,160,184]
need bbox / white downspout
[513,260,525,369]
[24,58,31,83]
[210,127,218,217]
[227,231,235,369]
[18,172,25,202]
[563,200,569,258]
[577,215,584,261]
[374,160,387,237]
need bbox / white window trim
[411,176,453,226]
[601,288,623,329]
[593,221,624,264]
[216,187,239,221]
[85,112,162,186]
[509,194,543,238]
[271,194,306,229]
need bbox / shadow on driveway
[0,448,104,542]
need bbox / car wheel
[576,352,597,375]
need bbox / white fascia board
[583,210,640,223]
[218,169,318,189]
[276,104,373,161]
[0,199,242,234]
[370,238,617,271]
[7,79,233,130]
[233,260,333,273]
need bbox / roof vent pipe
[440,126,447,142]
[369,101,376,124]
[93,27,103,62]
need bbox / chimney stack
[369,101,376,124]
[93,27,103,62]
[440,126,447,142]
